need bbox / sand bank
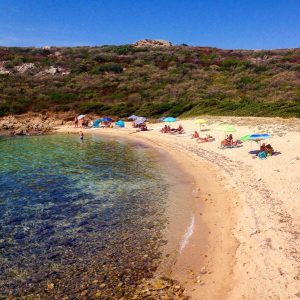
[56,116,300,299]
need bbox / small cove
[0,134,174,298]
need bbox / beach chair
[219,141,243,149]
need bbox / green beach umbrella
[240,134,251,142]
[215,124,236,138]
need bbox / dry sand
[56,116,300,300]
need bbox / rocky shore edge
[0,112,74,136]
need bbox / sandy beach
[56,116,300,299]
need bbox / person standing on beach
[74,116,79,128]
[79,131,84,140]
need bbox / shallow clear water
[0,134,168,299]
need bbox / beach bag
[258,151,267,159]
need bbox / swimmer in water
[79,131,84,140]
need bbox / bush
[0,103,10,117]
[4,62,14,69]
[220,58,251,70]
[96,63,123,74]
[80,102,109,114]
[48,92,78,104]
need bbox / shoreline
[55,116,300,299]
[56,126,239,299]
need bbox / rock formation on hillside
[36,66,70,76]
[133,39,172,48]
[0,66,10,74]
[15,63,36,74]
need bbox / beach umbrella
[128,115,138,120]
[78,114,85,120]
[215,124,236,138]
[102,117,113,122]
[164,117,177,123]
[195,119,207,130]
[248,133,271,142]
[241,133,271,142]
[134,117,147,125]
[135,117,146,125]
[240,134,251,142]
[194,119,206,124]
[248,133,272,148]
[157,117,165,122]
[241,133,271,149]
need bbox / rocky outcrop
[0,66,10,74]
[133,39,172,48]
[36,66,70,76]
[0,114,58,136]
[14,63,36,74]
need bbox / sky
[0,0,299,49]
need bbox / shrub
[4,62,14,69]
[96,63,123,74]
[80,102,109,114]
[0,103,10,117]
[220,58,251,70]
[48,92,78,104]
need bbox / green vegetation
[0,45,299,118]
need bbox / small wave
[179,215,195,253]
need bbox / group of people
[258,143,274,156]
[133,122,148,131]
[191,131,215,143]
[74,116,89,128]
[75,116,276,158]
[101,121,114,128]
[161,125,185,134]
[138,123,148,131]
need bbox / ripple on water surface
[0,134,168,298]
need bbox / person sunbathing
[197,135,215,143]
[177,125,185,134]
[161,125,168,133]
[192,131,200,139]
[260,143,267,152]
[221,134,233,147]
[140,124,148,131]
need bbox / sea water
[0,134,168,299]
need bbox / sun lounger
[219,144,243,149]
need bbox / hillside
[0,43,299,118]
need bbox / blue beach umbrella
[164,117,177,123]
[102,117,113,122]
[248,133,271,141]
[242,133,272,149]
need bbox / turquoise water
[0,134,168,299]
